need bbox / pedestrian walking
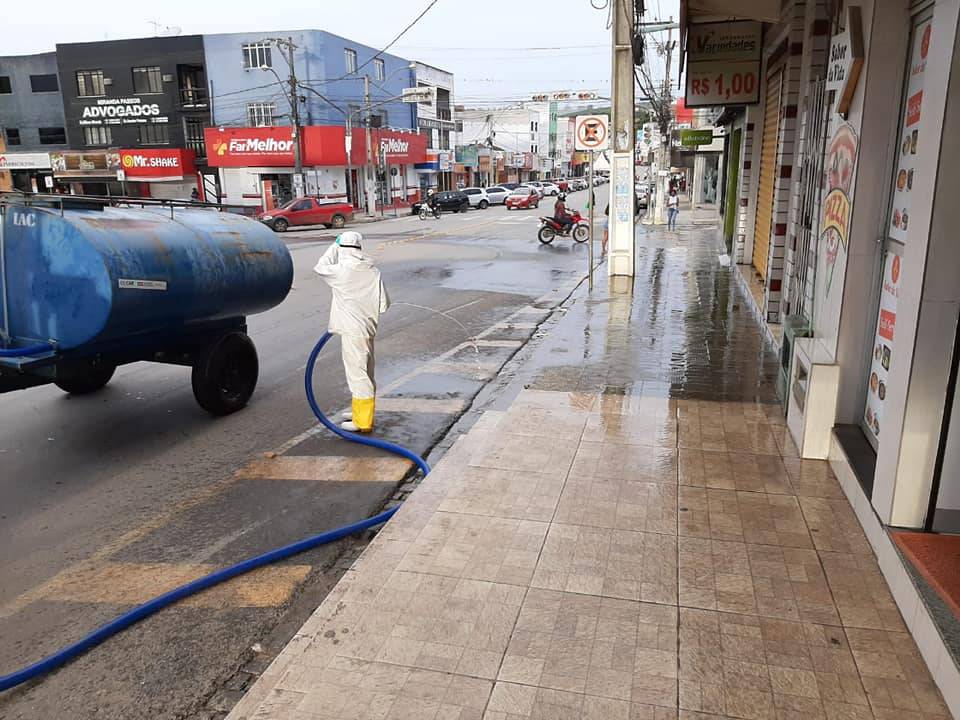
[667,189,680,231]
[314,231,391,433]
[602,203,609,257]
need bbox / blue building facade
[0,52,68,152]
[202,30,415,131]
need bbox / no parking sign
[574,115,609,151]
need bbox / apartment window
[530,121,535,132]
[184,116,206,158]
[76,69,105,97]
[242,42,272,69]
[138,124,169,144]
[5,128,21,146]
[374,58,385,82]
[38,127,66,144]
[247,102,276,127]
[30,74,59,93]
[0,76,11,94]
[83,126,112,146]
[132,66,163,94]
[345,48,357,74]
[418,82,433,106]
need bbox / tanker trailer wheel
[55,364,116,395]
[192,332,259,416]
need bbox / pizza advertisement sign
[888,18,931,243]
[863,253,901,441]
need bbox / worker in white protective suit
[313,231,390,433]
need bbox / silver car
[462,187,491,209]
[484,186,511,205]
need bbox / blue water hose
[0,342,53,358]
[0,331,428,693]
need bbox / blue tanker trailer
[0,194,293,415]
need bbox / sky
[2,0,681,106]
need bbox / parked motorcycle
[538,209,589,244]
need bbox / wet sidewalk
[226,221,952,719]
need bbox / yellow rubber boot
[352,397,375,433]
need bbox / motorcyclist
[313,231,391,433]
[553,193,573,233]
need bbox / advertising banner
[0,152,52,170]
[680,129,714,146]
[864,252,901,441]
[119,149,196,181]
[79,96,169,127]
[205,127,297,167]
[685,21,762,107]
[50,150,121,177]
[456,145,479,167]
[888,17,931,244]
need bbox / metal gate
[790,78,828,321]
[752,68,784,281]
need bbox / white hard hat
[336,231,363,249]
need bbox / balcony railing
[179,87,209,108]
[437,108,452,121]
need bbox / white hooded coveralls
[313,242,390,427]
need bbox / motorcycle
[418,203,441,220]
[538,209,589,244]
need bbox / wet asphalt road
[0,186,605,719]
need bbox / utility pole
[609,0,636,277]
[363,75,377,217]
[269,37,303,197]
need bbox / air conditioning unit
[162,74,174,83]
[103,78,113,86]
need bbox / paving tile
[503,590,678,702]
[511,390,599,413]
[679,608,875,720]
[677,406,782,456]
[532,524,677,604]
[845,627,951,718]
[501,405,590,441]
[798,498,873,555]
[746,545,839,625]
[780,458,846,499]
[554,475,677,534]
[584,411,678,447]
[469,433,579,476]
[679,489,812,548]
[678,451,793,495]
[678,537,755,614]
[570,440,679,484]
[818,552,908,632]
[396,512,548,585]
[435,467,565,522]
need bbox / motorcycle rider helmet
[558,193,566,201]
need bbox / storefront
[118,149,198,199]
[205,125,426,212]
[49,150,123,196]
[0,152,55,193]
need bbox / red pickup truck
[258,197,354,232]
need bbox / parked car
[258,197,354,232]
[522,182,545,198]
[555,179,570,192]
[505,187,540,210]
[410,190,471,215]
[540,182,560,196]
[499,182,521,190]
[463,187,491,209]
[570,178,587,191]
[636,185,649,210]
[484,186,511,205]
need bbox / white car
[484,186,511,205]
[462,187,491,209]
[540,182,560,196]
[521,182,544,198]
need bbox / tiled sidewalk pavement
[226,222,952,719]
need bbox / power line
[329,0,442,82]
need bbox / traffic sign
[574,114,609,151]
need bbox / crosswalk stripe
[38,562,312,608]
[237,455,411,481]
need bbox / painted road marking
[36,562,311,609]
[236,455,411,482]
[376,397,467,414]
[494,322,539,330]
[474,339,524,349]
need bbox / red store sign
[205,127,297,167]
[120,148,196,180]
[205,126,427,168]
